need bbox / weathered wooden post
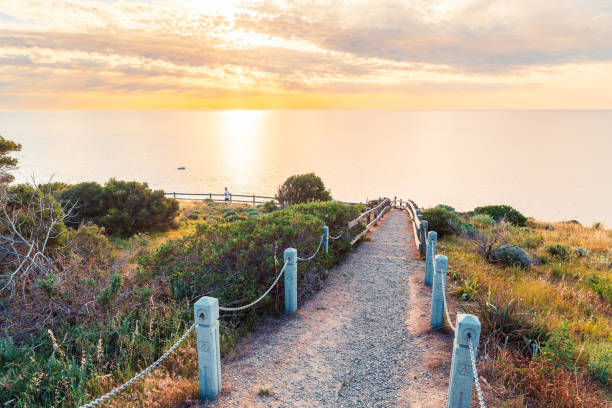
[194,296,221,399]
[253,194,256,205]
[173,192,176,198]
[425,231,437,286]
[284,248,297,314]
[430,254,447,328]
[421,220,429,257]
[322,226,329,253]
[447,314,482,408]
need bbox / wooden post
[209,193,212,200]
[322,226,329,253]
[430,254,447,328]
[425,230,437,286]
[194,296,221,399]
[284,248,297,315]
[173,192,176,198]
[253,194,256,205]
[420,220,428,257]
[447,314,481,408]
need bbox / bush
[541,323,575,370]
[523,234,544,250]
[276,173,331,206]
[422,207,459,238]
[588,342,612,384]
[471,214,495,229]
[436,204,455,212]
[473,205,527,227]
[490,244,532,269]
[260,200,278,213]
[546,244,570,261]
[60,179,179,236]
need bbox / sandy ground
[189,209,456,408]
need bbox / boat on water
[177,167,186,170]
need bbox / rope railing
[219,260,288,312]
[76,199,392,406]
[402,197,485,408]
[79,323,196,408]
[297,236,324,261]
[469,335,486,408]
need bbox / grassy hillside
[0,199,365,407]
[424,206,612,407]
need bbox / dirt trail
[194,209,453,408]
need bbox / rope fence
[400,197,486,408]
[77,198,391,407]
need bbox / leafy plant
[546,244,570,261]
[471,213,495,229]
[275,173,332,206]
[473,205,527,227]
[541,323,576,370]
[422,207,459,238]
[588,342,612,384]
[60,179,179,236]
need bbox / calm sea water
[1,110,610,226]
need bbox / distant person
[224,187,230,205]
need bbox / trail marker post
[194,296,222,399]
[322,226,329,253]
[284,248,297,314]
[425,231,437,286]
[430,254,447,328]
[420,220,428,257]
[447,314,482,408]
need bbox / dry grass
[438,217,612,406]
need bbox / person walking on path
[224,187,230,205]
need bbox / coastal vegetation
[423,204,612,406]
[275,172,332,206]
[0,153,366,407]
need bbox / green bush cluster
[1,201,363,406]
[588,342,612,384]
[490,244,532,269]
[473,205,527,227]
[546,244,571,261]
[60,179,179,236]
[422,207,460,238]
[275,173,331,206]
[471,213,495,229]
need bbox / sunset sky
[1,0,612,109]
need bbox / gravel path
[195,209,452,408]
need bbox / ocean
[1,109,610,225]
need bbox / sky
[1,0,612,109]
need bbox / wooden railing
[165,192,277,205]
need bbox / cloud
[0,0,611,108]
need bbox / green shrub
[276,173,331,206]
[436,204,455,212]
[592,222,603,230]
[490,244,532,269]
[38,273,58,297]
[422,207,460,238]
[0,134,21,184]
[471,214,495,229]
[546,244,570,261]
[260,200,278,213]
[541,323,575,370]
[523,234,544,250]
[473,205,527,227]
[60,179,179,236]
[97,272,123,306]
[588,342,612,384]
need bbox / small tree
[0,135,22,184]
[276,173,332,206]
